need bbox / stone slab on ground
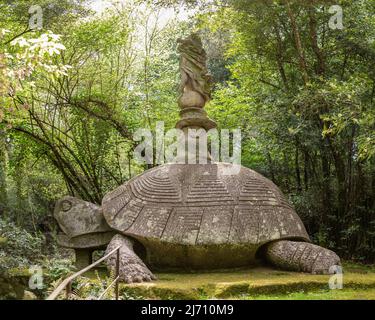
[119,265,375,300]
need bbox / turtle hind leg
[264,240,341,274]
[105,234,156,283]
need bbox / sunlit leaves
[1,30,70,125]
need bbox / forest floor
[116,262,375,300]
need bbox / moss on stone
[0,237,7,247]
[117,264,375,300]
[8,268,32,278]
[120,284,201,300]
[0,271,26,300]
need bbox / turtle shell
[102,163,309,247]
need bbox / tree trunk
[285,0,310,85]
[0,133,8,216]
[308,1,326,76]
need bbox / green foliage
[198,0,375,261]
[49,269,125,300]
[0,218,43,270]
[44,258,75,282]
[1,1,185,213]
[0,0,374,270]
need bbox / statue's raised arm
[177,33,212,109]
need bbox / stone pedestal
[175,107,216,131]
[75,249,92,269]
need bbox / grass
[248,289,375,300]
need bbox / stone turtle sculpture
[54,33,340,283]
[54,163,340,283]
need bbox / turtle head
[54,196,111,238]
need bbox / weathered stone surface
[0,271,26,300]
[143,240,258,269]
[105,234,156,283]
[54,196,112,238]
[177,33,211,109]
[103,163,309,247]
[175,33,216,131]
[100,163,311,269]
[56,231,115,249]
[53,34,341,278]
[23,290,38,300]
[265,240,341,274]
[56,231,116,268]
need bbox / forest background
[0,0,374,274]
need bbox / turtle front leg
[105,234,156,283]
[264,240,341,274]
